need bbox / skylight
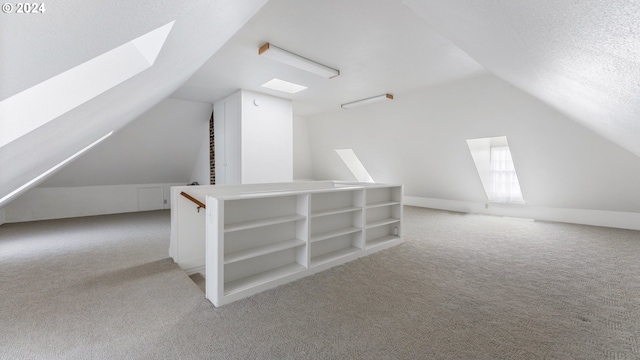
[261,78,307,94]
[335,149,374,183]
[0,21,175,148]
[466,136,524,204]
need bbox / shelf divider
[310,227,361,243]
[225,214,305,233]
[365,218,400,229]
[366,200,401,209]
[366,235,401,248]
[310,206,361,218]
[224,238,305,264]
[224,263,305,295]
[310,247,360,267]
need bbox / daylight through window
[466,136,524,204]
[490,146,523,203]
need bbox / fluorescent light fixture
[341,94,394,109]
[259,43,339,79]
[261,78,307,94]
[0,21,174,148]
[0,131,113,207]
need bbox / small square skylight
[261,78,307,94]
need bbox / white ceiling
[0,0,268,205]
[174,0,640,158]
[404,0,640,158]
[2,0,640,207]
[171,0,486,116]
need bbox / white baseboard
[404,196,640,231]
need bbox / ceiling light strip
[341,94,394,109]
[259,43,339,79]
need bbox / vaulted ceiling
[175,0,640,157]
[171,0,485,116]
[2,0,639,207]
[0,0,268,205]
[404,0,640,158]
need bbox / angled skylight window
[261,78,307,94]
[466,136,524,204]
[0,21,175,148]
[335,148,374,183]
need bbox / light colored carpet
[1,207,640,359]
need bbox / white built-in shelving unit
[309,189,364,267]
[173,182,402,307]
[365,186,403,248]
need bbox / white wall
[213,90,293,185]
[3,183,181,223]
[240,90,293,183]
[307,74,640,220]
[207,94,311,184]
[41,98,211,187]
[213,91,242,184]
[190,130,211,185]
[2,98,212,223]
[293,115,313,180]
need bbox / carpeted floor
[1,207,640,359]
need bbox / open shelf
[366,200,401,209]
[310,227,361,243]
[224,238,305,265]
[367,235,401,248]
[224,263,305,295]
[225,214,305,233]
[205,183,403,306]
[310,247,360,267]
[310,206,360,218]
[366,218,400,229]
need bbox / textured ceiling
[3,0,639,208]
[0,0,268,205]
[171,0,486,116]
[404,0,640,157]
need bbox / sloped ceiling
[0,0,268,205]
[172,0,486,116]
[40,98,211,187]
[4,0,639,210]
[404,0,640,158]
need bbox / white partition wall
[213,90,293,185]
[170,181,403,306]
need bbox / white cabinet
[205,184,403,306]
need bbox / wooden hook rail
[180,191,206,212]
